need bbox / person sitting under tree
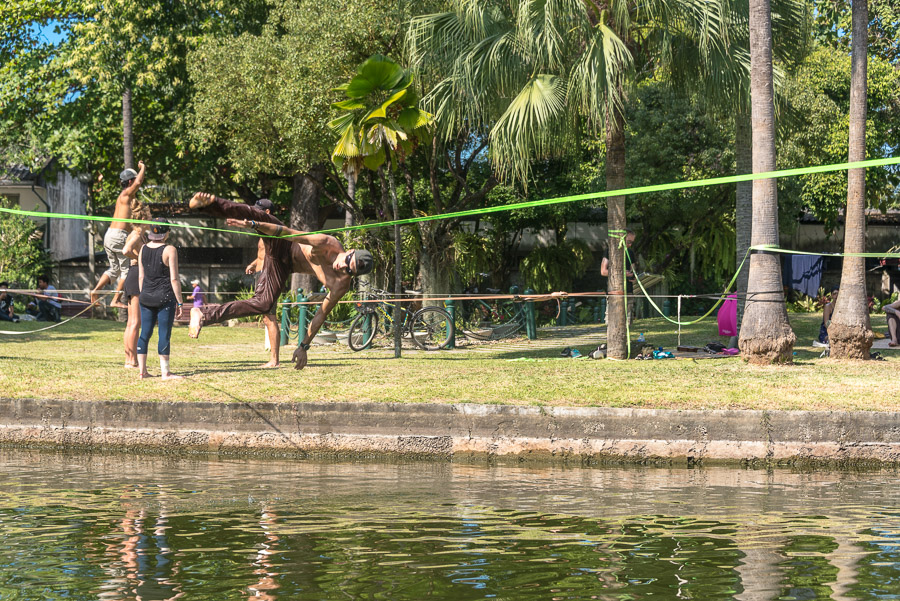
[186,192,373,370]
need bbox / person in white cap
[187,278,205,309]
[90,161,146,309]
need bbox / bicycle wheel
[410,307,454,350]
[348,312,380,351]
[489,300,526,339]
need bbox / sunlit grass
[0,312,894,410]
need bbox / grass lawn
[0,312,895,410]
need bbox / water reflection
[0,449,899,599]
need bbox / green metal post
[280,298,290,346]
[444,299,456,348]
[601,298,607,324]
[524,288,536,340]
[593,300,600,323]
[557,298,567,326]
[297,293,309,344]
[663,298,671,318]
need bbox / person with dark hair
[137,219,185,380]
[186,191,373,370]
[91,161,146,309]
[0,282,19,322]
[221,214,373,371]
[36,275,61,322]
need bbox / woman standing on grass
[121,204,151,368]
[137,219,185,380]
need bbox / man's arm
[291,282,351,370]
[246,239,265,274]
[226,218,334,248]
[122,161,146,198]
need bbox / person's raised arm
[122,161,146,197]
[226,218,333,247]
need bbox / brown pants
[198,198,293,325]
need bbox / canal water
[1,449,898,600]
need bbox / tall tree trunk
[122,87,134,169]
[290,165,324,295]
[735,110,753,329]
[606,91,629,360]
[418,223,452,308]
[739,0,796,364]
[830,0,873,359]
[383,152,403,358]
[345,173,356,228]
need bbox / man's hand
[175,305,184,320]
[138,160,145,171]
[226,218,255,230]
[292,346,308,370]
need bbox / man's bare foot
[189,192,214,210]
[139,372,152,379]
[261,361,280,369]
[189,307,203,339]
[125,363,138,369]
[111,301,128,309]
[161,373,184,381]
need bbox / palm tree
[738,0,796,363]
[330,55,433,357]
[829,0,873,359]
[409,0,746,359]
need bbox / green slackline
[1,156,899,239]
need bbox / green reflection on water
[0,450,899,600]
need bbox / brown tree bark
[605,87,629,360]
[830,0,873,359]
[290,165,324,295]
[739,0,796,364]
[735,110,753,330]
[122,87,134,170]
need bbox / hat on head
[147,218,170,241]
[191,278,200,285]
[254,198,274,212]
[352,249,374,276]
[119,168,138,183]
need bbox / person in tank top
[137,219,185,380]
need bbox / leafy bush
[519,239,593,293]
[0,197,51,286]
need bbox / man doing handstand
[187,192,373,370]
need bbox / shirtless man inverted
[187,192,373,370]
[91,161,146,308]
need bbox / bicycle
[453,274,527,341]
[347,287,455,351]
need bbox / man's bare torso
[110,190,134,231]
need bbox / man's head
[191,278,200,287]
[333,249,374,276]
[37,275,50,290]
[0,282,8,297]
[147,218,170,241]
[254,198,274,214]
[119,168,138,189]
[625,230,636,248]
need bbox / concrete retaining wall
[2,398,900,465]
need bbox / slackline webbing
[1,156,898,239]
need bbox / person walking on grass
[186,192,373,371]
[137,219,185,380]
